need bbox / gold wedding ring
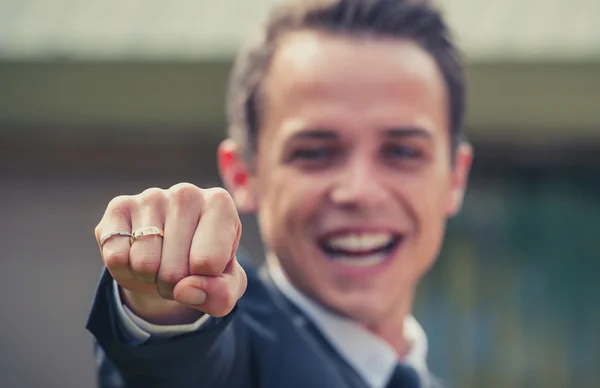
[131,226,165,244]
[100,231,134,248]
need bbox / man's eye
[291,148,332,160]
[384,145,422,159]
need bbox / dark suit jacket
[87,259,428,388]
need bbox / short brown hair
[226,0,466,164]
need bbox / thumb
[174,260,246,317]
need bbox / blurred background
[0,0,598,387]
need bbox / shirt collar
[266,257,431,388]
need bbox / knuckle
[169,183,203,208]
[189,254,225,275]
[205,188,235,211]
[130,255,160,276]
[94,224,103,242]
[158,268,188,286]
[107,195,134,218]
[137,187,166,208]
[205,189,240,235]
[103,249,129,269]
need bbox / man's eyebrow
[288,129,338,140]
[384,128,433,139]
[285,127,432,141]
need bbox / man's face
[227,30,471,324]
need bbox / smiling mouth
[317,232,402,266]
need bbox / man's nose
[329,158,392,208]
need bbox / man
[87,0,473,387]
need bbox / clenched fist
[94,183,247,324]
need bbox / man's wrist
[119,286,206,326]
[111,280,212,344]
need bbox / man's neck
[365,293,414,360]
[265,252,415,360]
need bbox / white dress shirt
[112,261,433,388]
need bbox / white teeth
[326,233,394,253]
[335,253,387,267]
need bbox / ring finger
[130,204,166,284]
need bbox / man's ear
[218,139,258,214]
[446,142,473,217]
